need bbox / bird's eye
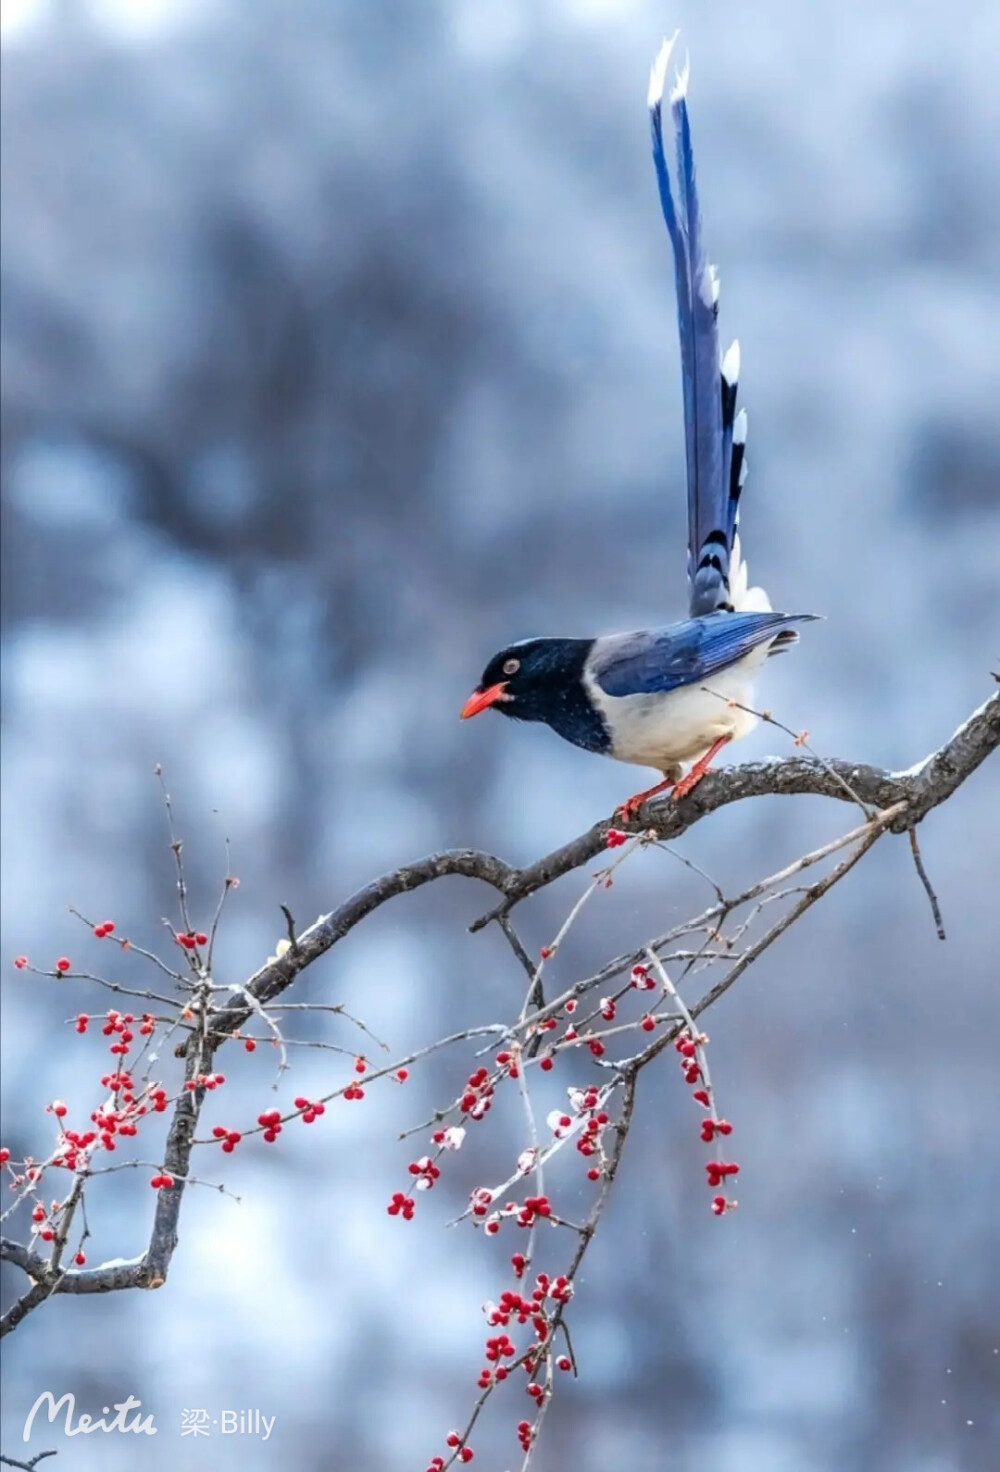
[502,658,520,676]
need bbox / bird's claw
[671,767,708,802]
[613,776,676,825]
[613,796,646,825]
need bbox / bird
[461,35,817,820]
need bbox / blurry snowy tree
[3,3,999,1471]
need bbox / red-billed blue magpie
[462,36,817,818]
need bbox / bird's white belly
[589,651,765,774]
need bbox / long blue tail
[649,37,744,619]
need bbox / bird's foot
[672,735,732,801]
[614,775,676,825]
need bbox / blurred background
[2,1,998,1469]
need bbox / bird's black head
[461,637,609,754]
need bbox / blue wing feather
[590,612,817,699]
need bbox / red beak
[460,682,508,719]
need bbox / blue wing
[589,612,817,699]
[649,38,743,619]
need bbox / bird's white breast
[584,648,767,774]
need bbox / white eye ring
[502,657,520,676]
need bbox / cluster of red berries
[470,1187,494,1218]
[460,1066,496,1116]
[149,1173,174,1189]
[92,920,116,938]
[387,1191,415,1220]
[293,1096,326,1124]
[256,1109,283,1142]
[577,1109,608,1162]
[675,1028,740,1214]
[705,1160,739,1188]
[605,827,629,848]
[183,1072,225,1093]
[211,1126,243,1153]
[342,1082,364,1101]
[486,1273,573,1339]
[516,1419,533,1452]
[175,930,209,950]
[98,1008,155,1057]
[64,1074,169,1163]
[407,1156,441,1190]
[425,1444,473,1470]
[676,1032,702,1085]
[50,1127,97,1172]
[444,1431,474,1462]
[30,1202,56,1242]
[483,1331,516,1363]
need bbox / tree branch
[4,691,994,1319]
[470,690,998,928]
[192,692,995,1042]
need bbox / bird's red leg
[614,774,677,824]
[672,735,732,801]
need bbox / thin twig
[907,829,946,940]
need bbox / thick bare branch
[4,692,994,1322]
[195,693,995,1040]
[470,690,998,929]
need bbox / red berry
[13,956,28,969]
[55,958,70,974]
[459,1451,474,1464]
[74,1251,86,1265]
[195,933,208,946]
[244,1039,256,1052]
